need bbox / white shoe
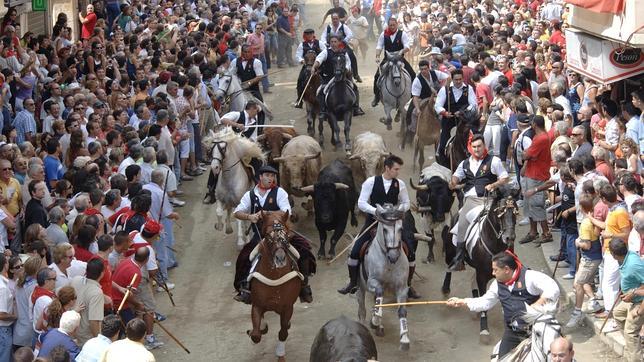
[156,282,175,292]
[518,217,530,226]
[561,273,575,280]
[170,198,186,206]
[585,299,603,314]
[565,312,584,329]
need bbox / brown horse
[248,210,302,361]
[303,51,322,142]
[411,96,441,171]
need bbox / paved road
[151,2,621,360]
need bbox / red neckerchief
[257,182,275,193]
[503,250,524,286]
[384,27,397,37]
[303,34,315,42]
[466,132,489,160]
[31,286,56,305]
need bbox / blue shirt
[43,155,64,190]
[76,334,112,362]
[38,329,81,360]
[625,115,644,155]
[619,251,644,304]
[276,14,290,33]
[12,110,36,144]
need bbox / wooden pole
[295,72,315,106]
[117,274,138,314]
[153,319,191,354]
[326,220,378,265]
[599,289,621,334]
[374,300,448,308]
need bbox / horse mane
[213,127,267,163]
[353,132,387,155]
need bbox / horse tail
[442,217,456,265]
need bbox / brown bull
[257,127,297,163]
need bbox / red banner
[566,0,625,14]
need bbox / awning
[565,0,625,15]
[565,29,644,84]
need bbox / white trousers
[601,252,621,312]
[484,124,503,157]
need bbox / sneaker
[181,175,194,181]
[145,335,164,350]
[518,217,530,226]
[585,299,603,314]
[170,198,185,207]
[565,312,584,329]
[561,273,575,280]
[197,166,207,172]
[154,312,167,321]
[549,254,567,262]
[156,282,175,292]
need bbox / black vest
[303,40,322,55]
[497,268,540,328]
[416,74,433,99]
[463,154,498,197]
[236,59,259,92]
[320,48,343,81]
[326,24,346,41]
[234,111,255,138]
[369,176,399,207]
[384,30,404,52]
[443,84,471,114]
[249,187,281,236]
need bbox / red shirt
[549,30,566,48]
[595,160,615,184]
[111,258,142,309]
[98,256,113,306]
[524,131,551,181]
[74,245,96,263]
[81,12,97,40]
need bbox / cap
[303,28,315,34]
[93,100,105,108]
[73,156,92,168]
[159,71,172,83]
[517,114,532,124]
[143,220,163,236]
[258,165,278,175]
[67,82,81,91]
[429,47,441,55]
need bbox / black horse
[441,185,520,343]
[323,54,356,152]
[438,107,480,172]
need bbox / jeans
[277,33,293,66]
[563,228,578,274]
[173,147,181,181]
[265,32,278,62]
[499,124,511,162]
[257,54,270,91]
[192,122,202,162]
[0,326,12,362]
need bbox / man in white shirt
[220,100,263,142]
[434,68,478,164]
[75,314,120,361]
[550,83,572,117]
[448,135,509,271]
[228,44,265,101]
[0,254,16,361]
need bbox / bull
[309,316,378,362]
[256,127,297,163]
[300,159,358,259]
[273,135,322,222]
[348,131,389,188]
[409,163,455,263]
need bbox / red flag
[565,0,625,14]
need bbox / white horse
[494,304,562,362]
[210,127,266,249]
[214,70,273,120]
[357,203,410,351]
[378,50,411,134]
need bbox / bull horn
[334,183,350,190]
[281,133,293,140]
[413,233,433,242]
[273,156,286,162]
[380,151,390,157]
[348,153,359,160]
[256,134,266,141]
[409,178,428,191]
[304,152,321,160]
[299,185,315,193]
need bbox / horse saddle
[320,80,356,104]
[450,204,486,256]
[359,237,409,260]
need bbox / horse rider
[371,17,416,107]
[229,44,265,101]
[232,165,313,304]
[320,12,362,83]
[312,35,365,117]
[337,154,412,295]
[407,59,450,130]
[434,68,477,165]
[206,101,264,203]
[447,251,560,359]
[448,134,509,271]
[294,28,322,109]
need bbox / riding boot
[299,276,313,303]
[204,173,218,204]
[353,86,365,116]
[234,281,252,304]
[337,264,359,295]
[371,89,380,107]
[407,266,421,299]
[448,242,467,272]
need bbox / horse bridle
[376,218,402,262]
[264,221,293,269]
[218,74,244,105]
[532,316,563,360]
[211,140,243,173]
[472,191,519,257]
[380,58,407,99]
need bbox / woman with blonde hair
[46,286,81,329]
[13,256,43,348]
[619,137,643,179]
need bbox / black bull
[310,315,377,362]
[300,159,358,259]
[409,175,455,263]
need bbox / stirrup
[234,288,251,304]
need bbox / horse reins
[211,140,243,173]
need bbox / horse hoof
[225,226,233,234]
[479,330,492,345]
[261,325,269,335]
[441,288,451,297]
[369,321,378,330]
[426,255,435,263]
[277,357,286,362]
[400,342,410,351]
[327,252,336,260]
[236,240,245,251]
[247,331,261,344]
[387,123,392,131]
[214,223,223,231]
[307,127,314,136]
[317,251,326,260]
[376,326,385,337]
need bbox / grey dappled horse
[357,203,410,351]
[378,51,411,133]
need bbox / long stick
[327,220,378,265]
[296,72,315,106]
[153,319,191,354]
[375,300,448,308]
[117,274,138,314]
[242,124,295,128]
[599,289,621,334]
[156,170,176,307]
